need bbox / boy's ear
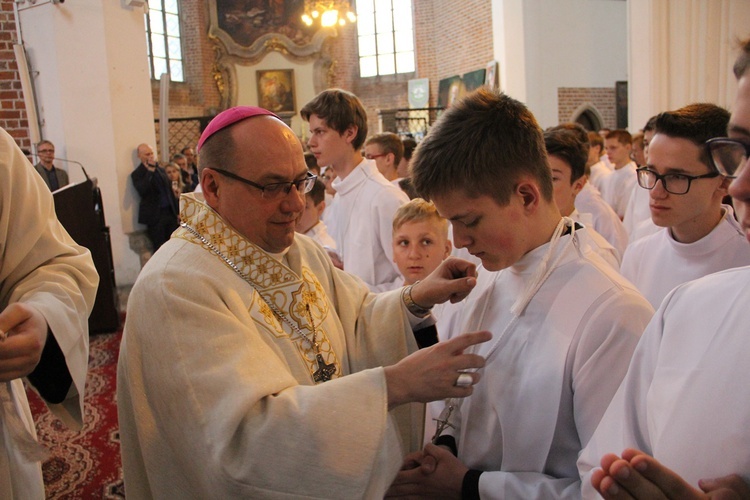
[443,238,453,258]
[516,179,541,212]
[342,125,358,146]
[316,200,326,217]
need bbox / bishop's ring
[455,373,473,388]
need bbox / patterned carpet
[26,331,125,499]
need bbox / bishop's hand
[0,303,49,382]
[409,257,478,308]
[384,330,490,410]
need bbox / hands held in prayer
[409,257,478,308]
[386,443,467,499]
[384,330,490,410]
[592,448,750,500]
[0,303,48,382]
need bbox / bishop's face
[728,74,750,243]
[207,117,307,254]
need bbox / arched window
[357,0,415,77]
[145,0,184,82]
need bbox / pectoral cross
[313,353,336,383]
[431,401,456,444]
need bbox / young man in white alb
[302,89,408,291]
[545,127,623,267]
[619,102,750,308]
[295,178,336,251]
[387,89,653,499]
[623,117,660,242]
[364,132,404,188]
[600,129,637,219]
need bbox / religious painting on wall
[216,0,315,49]
[462,68,487,94]
[257,69,296,114]
[437,75,462,108]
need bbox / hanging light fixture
[301,0,357,28]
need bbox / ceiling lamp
[301,1,357,28]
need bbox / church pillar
[18,0,155,287]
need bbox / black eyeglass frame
[706,137,750,179]
[209,168,317,198]
[636,167,720,195]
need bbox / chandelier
[301,0,357,28]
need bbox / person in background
[296,178,336,250]
[130,143,179,252]
[164,162,185,204]
[302,89,408,291]
[172,153,198,193]
[33,140,68,191]
[0,127,98,499]
[365,132,404,187]
[180,146,199,189]
[600,129,637,219]
[397,137,417,180]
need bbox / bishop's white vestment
[578,266,750,498]
[440,226,653,498]
[0,128,98,500]
[117,194,424,499]
[327,160,408,292]
[620,205,750,307]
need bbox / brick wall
[151,0,221,120]
[558,87,617,130]
[0,0,30,150]
[324,0,493,136]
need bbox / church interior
[2,0,750,496]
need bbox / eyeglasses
[38,149,54,154]
[636,167,719,195]
[209,168,316,199]
[365,153,388,160]
[706,138,749,178]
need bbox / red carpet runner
[26,331,125,499]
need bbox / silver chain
[180,222,319,350]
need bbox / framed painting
[462,68,487,93]
[257,69,296,114]
[437,75,462,108]
[485,60,498,89]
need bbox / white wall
[19,0,156,286]
[492,0,628,129]
[234,51,317,139]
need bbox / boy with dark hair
[389,89,653,498]
[601,129,636,218]
[545,128,622,267]
[302,89,408,291]
[624,116,660,240]
[296,178,336,250]
[620,103,750,307]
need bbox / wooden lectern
[52,179,120,333]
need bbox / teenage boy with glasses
[618,103,750,308]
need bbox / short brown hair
[300,89,368,150]
[588,131,604,151]
[605,129,632,145]
[392,198,448,239]
[411,88,552,206]
[366,132,404,164]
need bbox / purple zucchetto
[196,106,279,153]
